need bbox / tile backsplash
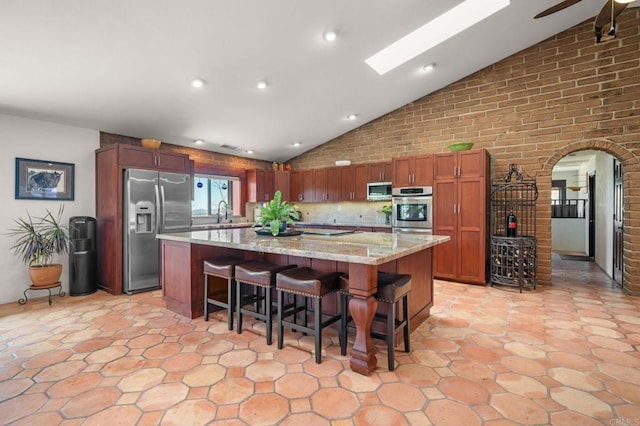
[247,201,391,225]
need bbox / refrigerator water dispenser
[135,202,154,233]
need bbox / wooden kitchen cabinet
[247,169,274,202]
[118,144,191,173]
[340,164,368,201]
[290,170,314,202]
[313,167,340,202]
[392,155,433,187]
[368,162,393,183]
[433,149,490,285]
[274,171,290,201]
[95,144,191,295]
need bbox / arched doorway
[539,139,639,295]
[550,150,619,281]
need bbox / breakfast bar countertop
[157,227,449,266]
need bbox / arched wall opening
[539,139,640,295]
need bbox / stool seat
[340,272,412,371]
[203,256,247,330]
[374,273,411,302]
[276,267,344,364]
[204,257,247,279]
[236,260,295,288]
[235,260,296,345]
[277,267,342,296]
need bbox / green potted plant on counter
[258,191,299,236]
[7,205,69,286]
[378,205,393,225]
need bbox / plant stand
[18,282,65,306]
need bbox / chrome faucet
[217,200,229,223]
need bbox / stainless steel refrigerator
[123,169,191,293]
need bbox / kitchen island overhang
[157,228,449,375]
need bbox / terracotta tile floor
[1,257,639,425]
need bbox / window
[551,180,566,201]
[192,175,239,217]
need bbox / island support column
[346,263,378,375]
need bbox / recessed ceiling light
[246,150,254,154]
[194,139,204,144]
[190,78,205,88]
[365,0,510,75]
[323,30,337,42]
[347,114,358,120]
[422,63,435,72]
[292,142,301,147]
[257,80,268,89]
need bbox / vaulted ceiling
[1,1,636,162]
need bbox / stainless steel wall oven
[391,186,433,233]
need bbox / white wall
[0,113,99,304]
[551,218,587,253]
[594,152,614,276]
[551,169,587,253]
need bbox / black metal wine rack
[490,164,538,292]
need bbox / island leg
[347,263,378,375]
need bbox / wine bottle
[506,211,517,237]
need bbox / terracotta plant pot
[28,264,63,287]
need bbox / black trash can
[69,216,97,296]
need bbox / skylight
[365,0,510,75]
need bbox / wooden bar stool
[276,267,344,364]
[203,257,247,330]
[340,272,412,371]
[235,260,296,345]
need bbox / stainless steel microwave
[367,182,392,201]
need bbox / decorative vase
[280,221,287,233]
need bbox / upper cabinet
[118,144,190,173]
[340,164,368,201]
[274,171,290,202]
[247,169,275,203]
[290,170,314,202]
[313,167,340,202]
[392,155,433,187]
[368,162,392,183]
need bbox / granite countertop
[157,227,449,265]
[190,222,253,230]
[295,222,391,229]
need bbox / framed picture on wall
[15,157,75,200]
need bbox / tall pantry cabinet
[95,144,191,295]
[433,149,490,285]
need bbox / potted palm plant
[8,205,69,286]
[257,191,299,236]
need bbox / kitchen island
[157,227,449,375]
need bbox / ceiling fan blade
[534,0,583,19]
[594,0,629,28]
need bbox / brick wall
[288,10,640,294]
